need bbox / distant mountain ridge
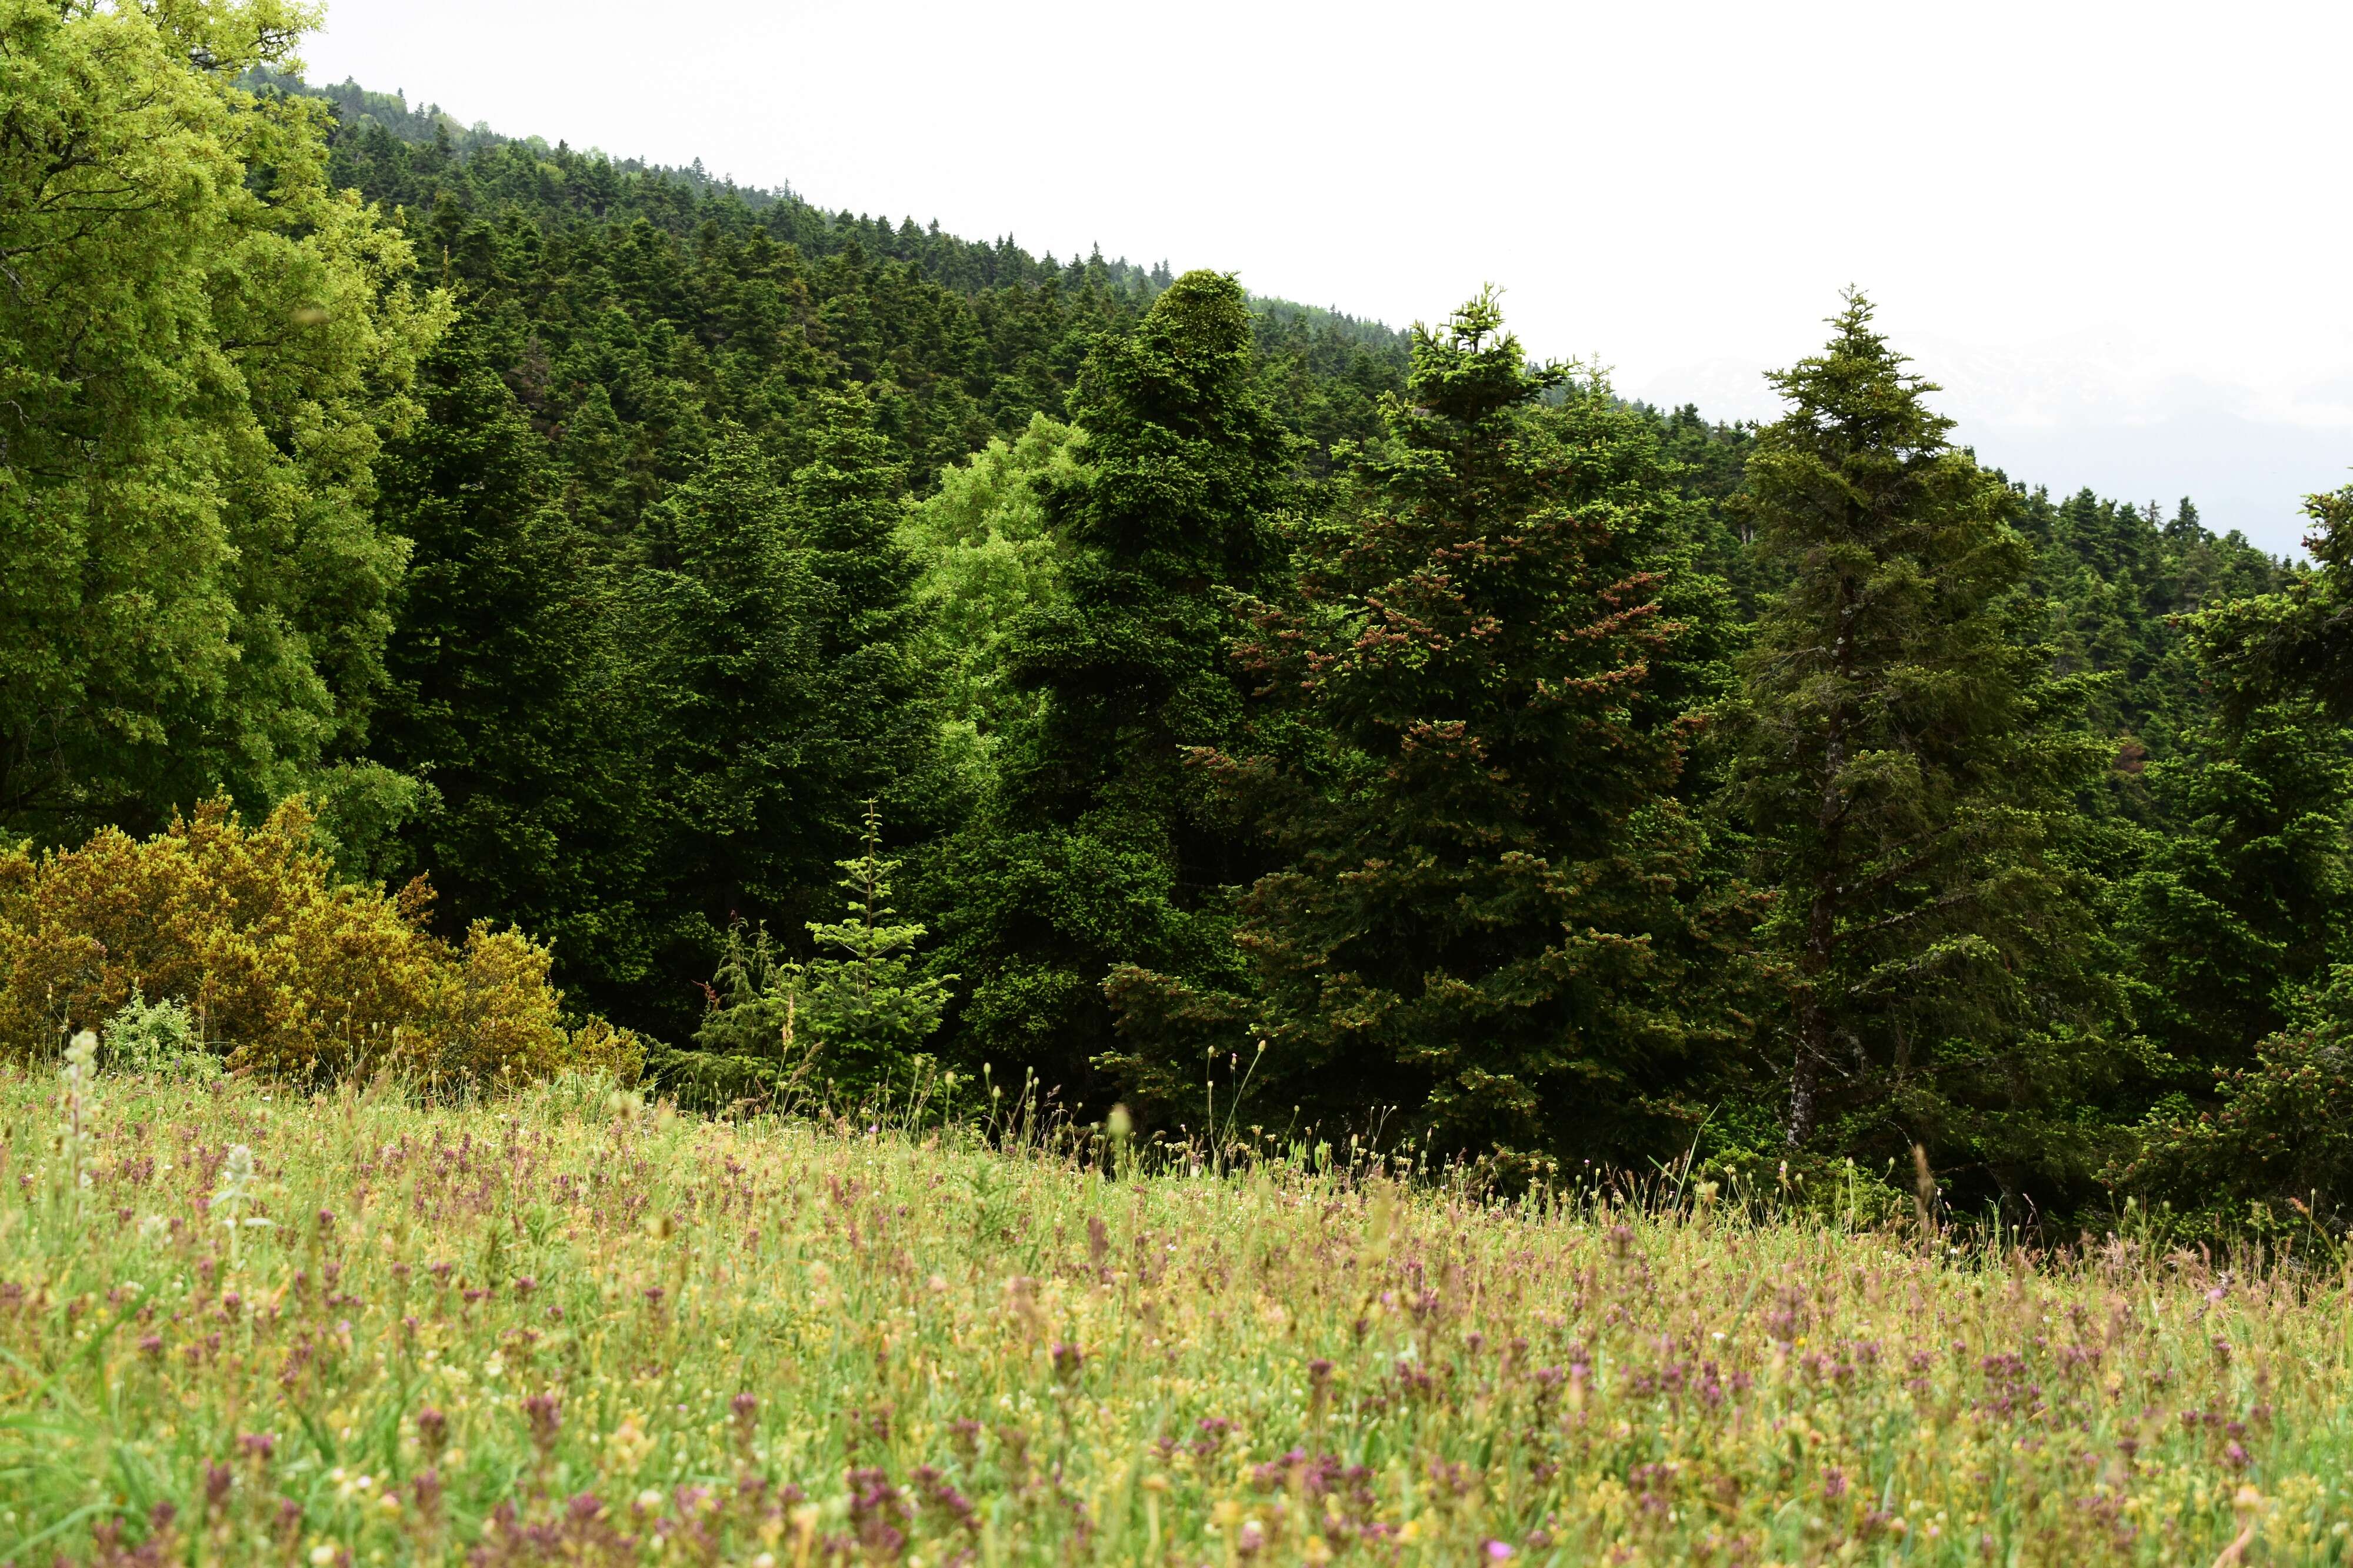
[249,69,1411,358]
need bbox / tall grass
[2,1065,2348,1564]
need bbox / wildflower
[59,1030,98,1203]
[1485,1543,1515,1561]
[211,1145,273,1268]
[524,1392,561,1453]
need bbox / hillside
[11,1,2352,1249]
[2,1066,2342,1564]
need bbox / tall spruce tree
[1108,291,1744,1172]
[1729,295,2109,1191]
[925,271,1291,1098]
[635,429,826,976]
[373,330,660,1003]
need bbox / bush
[99,986,214,1080]
[0,798,618,1090]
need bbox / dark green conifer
[1109,291,1744,1173]
[2197,483,2353,720]
[2120,702,2353,1079]
[1728,293,2110,1192]
[928,271,1292,1099]
[373,331,661,1004]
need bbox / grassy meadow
[2,1066,2349,1566]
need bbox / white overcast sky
[302,0,2353,555]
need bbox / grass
[2,1066,2351,1565]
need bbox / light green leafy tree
[896,413,1085,769]
[0,0,448,842]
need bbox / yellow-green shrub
[0,799,616,1088]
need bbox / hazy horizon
[299,0,2351,556]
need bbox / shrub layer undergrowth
[2,1070,2349,1565]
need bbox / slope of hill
[1,1066,2338,1563]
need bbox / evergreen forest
[14,0,2353,1233]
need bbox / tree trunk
[1790,569,1858,1148]
[1787,884,1837,1147]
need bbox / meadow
[2,1063,2347,1566]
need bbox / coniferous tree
[634,398,937,1037]
[1109,292,1745,1172]
[374,331,662,1000]
[631,429,827,1030]
[796,803,954,1087]
[2197,483,2353,720]
[2119,702,2353,1080]
[1729,295,2110,1193]
[676,805,949,1105]
[926,272,1291,1097]
[788,393,941,849]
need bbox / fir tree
[2119,701,2353,1080]
[927,271,1292,1098]
[1728,293,2110,1192]
[798,803,954,1087]
[631,428,827,1029]
[677,805,949,1104]
[2197,483,2353,720]
[1109,291,1742,1173]
[372,331,660,1003]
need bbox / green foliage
[2121,965,2353,1217]
[667,808,949,1106]
[369,324,659,1000]
[899,414,1086,762]
[99,986,213,1080]
[1109,292,1746,1174]
[799,806,953,1080]
[0,0,448,842]
[929,272,1294,1097]
[658,922,804,1109]
[1727,293,2113,1198]
[2195,483,2353,722]
[18,8,2353,1225]
[2118,702,2353,1080]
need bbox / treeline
[8,0,2349,1228]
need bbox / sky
[301,0,2353,556]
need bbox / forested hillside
[8,0,2349,1232]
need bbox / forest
[9,0,2352,1233]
